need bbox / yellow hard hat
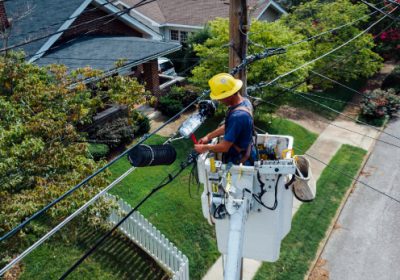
[208,73,243,100]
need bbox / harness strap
[229,105,254,164]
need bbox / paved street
[317,117,400,280]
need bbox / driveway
[314,117,400,280]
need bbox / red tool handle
[190,134,198,144]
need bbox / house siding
[57,4,143,45]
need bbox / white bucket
[293,155,316,202]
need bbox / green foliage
[91,118,135,148]
[255,145,366,280]
[284,0,382,87]
[382,65,400,94]
[190,18,311,90]
[88,143,110,160]
[360,88,400,121]
[158,85,199,117]
[0,52,146,263]
[131,110,150,136]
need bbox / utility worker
[194,73,256,165]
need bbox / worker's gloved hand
[198,135,210,144]
[194,144,209,154]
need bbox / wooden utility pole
[229,0,248,97]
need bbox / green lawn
[108,115,318,279]
[286,79,366,120]
[20,223,167,280]
[254,144,367,280]
[15,113,318,280]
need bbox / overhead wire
[0,36,281,243]
[0,0,157,54]
[253,125,400,204]
[6,0,127,41]
[249,94,400,150]
[277,84,400,142]
[58,152,197,279]
[360,0,400,21]
[248,6,398,90]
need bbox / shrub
[375,28,400,60]
[131,110,150,135]
[158,85,199,117]
[381,65,400,94]
[91,118,135,148]
[361,88,400,121]
[88,143,110,160]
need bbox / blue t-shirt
[224,99,256,164]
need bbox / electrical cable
[249,94,400,150]
[284,86,400,142]
[0,0,157,54]
[0,89,208,243]
[0,166,136,277]
[253,125,400,205]
[6,0,126,41]
[360,0,400,21]
[0,37,280,242]
[253,174,282,210]
[58,152,197,279]
[248,7,398,91]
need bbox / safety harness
[224,101,255,164]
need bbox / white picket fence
[105,193,189,280]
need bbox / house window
[180,31,188,42]
[170,30,179,41]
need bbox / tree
[190,18,311,92]
[283,0,383,88]
[0,52,146,262]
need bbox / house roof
[124,0,284,27]
[3,0,86,58]
[36,36,181,71]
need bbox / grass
[19,223,167,280]
[254,144,367,280]
[255,106,318,153]
[108,114,318,279]
[286,79,366,120]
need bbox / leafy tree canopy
[283,0,383,86]
[190,18,311,91]
[0,52,146,239]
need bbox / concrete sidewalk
[311,118,400,280]
[202,107,381,279]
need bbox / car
[158,57,177,76]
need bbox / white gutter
[256,0,287,20]
[94,0,162,40]
[159,23,204,30]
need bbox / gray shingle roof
[36,36,181,70]
[3,0,86,57]
[124,0,273,26]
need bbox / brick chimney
[0,0,10,30]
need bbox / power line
[0,89,207,242]
[0,166,136,277]
[276,84,400,142]
[249,8,397,91]
[250,94,400,150]
[6,0,122,41]
[360,0,400,21]
[0,0,157,54]
[58,153,197,279]
[253,125,400,204]
[0,40,280,243]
